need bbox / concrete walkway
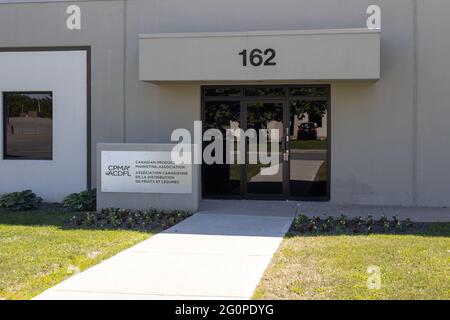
[34,201,296,300]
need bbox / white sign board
[101,151,192,194]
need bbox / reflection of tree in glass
[247,103,283,131]
[291,100,327,121]
[5,93,52,119]
[289,100,327,135]
[204,102,240,133]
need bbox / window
[3,92,53,160]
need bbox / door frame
[201,84,331,201]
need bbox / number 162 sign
[238,48,277,67]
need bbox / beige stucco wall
[416,0,450,207]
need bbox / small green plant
[0,190,42,211]
[63,189,96,211]
[392,216,402,232]
[320,216,335,233]
[305,216,321,233]
[307,220,318,233]
[292,214,309,232]
[366,215,375,234]
[297,214,309,224]
[84,212,97,225]
[379,215,390,232]
[338,214,348,229]
[353,216,363,224]
[312,216,321,223]
[351,216,363,233]
[404,218,414,229]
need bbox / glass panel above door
[204,88,241,97]
[244,87,286,97]
[289,87,328,97]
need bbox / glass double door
[202,86,329,200]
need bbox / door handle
[284,128,290,161]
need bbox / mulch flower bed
[66,208,192,232]
[290,214,418,235]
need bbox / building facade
[0,0,449,208]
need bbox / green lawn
[0,210,150,300]
[254,223,450,300]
